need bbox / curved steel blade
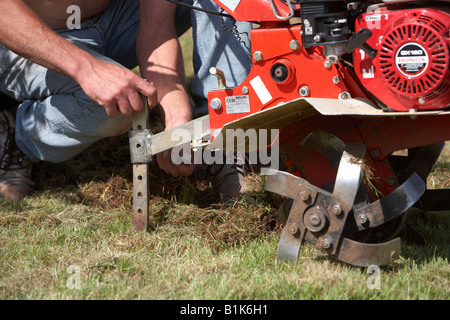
[337,237,401,267]
[352,172,426,231]
[264,169,309,199]
[264,170,313,263]
[332,144,366,213]
[401,142,445,182]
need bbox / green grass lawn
[0,31,449,301]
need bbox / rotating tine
[332,143,366,213]
[265,170,316,262]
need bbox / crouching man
[0,0,252,200]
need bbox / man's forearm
[137,35,192,127]
[0,0,93,82]
[137,0,192,129]
[0,0,156,117]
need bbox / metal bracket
[129,129,152,164]
[269,0,294,20]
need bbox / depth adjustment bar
[129,107,211,231]
[130,96,151,231]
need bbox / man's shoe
[196,151,251,202]
[0,107,34,200]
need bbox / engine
[353,4,450,111]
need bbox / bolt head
[299,86,310,97]
[339,92,350,100]
[324,60,331,68]
[309,213,321,227]
[289,39,300,50]
[332,76,340,84]
[253,51,263,61]
[210,98,222,110]
[304,208,326,232]
[370,149,380,158]
[300,191,310,202]
[387,176,396,186]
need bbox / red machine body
[207,24,352,134]
[202,0,450,266]
[354,6,450,111]
[207,1,450,194]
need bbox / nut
[331,205,342,216]
[357,213,368,225]
[299,86,310,97]
[289,223,299,235]
[320,237,332,250]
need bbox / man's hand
[75,59,158,117]
[149,105,196,177]
[157,150,196,178]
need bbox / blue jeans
[0,0,251,162]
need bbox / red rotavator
[205,0,450,266]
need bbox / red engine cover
[354,7,450,111]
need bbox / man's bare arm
[137,0,195,176]
[0,0,157,117]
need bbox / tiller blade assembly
[265,130,436,267]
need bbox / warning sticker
[395,43,429,77]
[250,76,273,105]
[225,95,251,114]
[217,0,241,12]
